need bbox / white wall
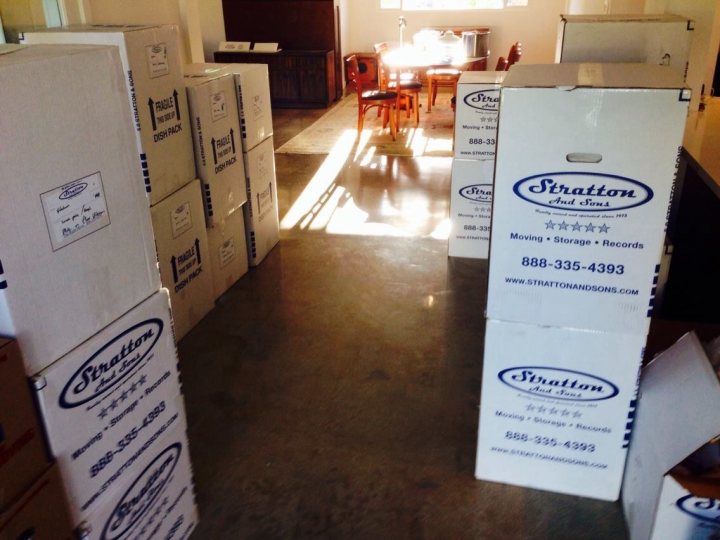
[198,0,224,61]
[80,0,204,62]
[345,0,567,67]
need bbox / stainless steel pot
[462,30,490,58]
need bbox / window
[380,0,527,9]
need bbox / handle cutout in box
[566,153,602,163]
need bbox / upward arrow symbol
[148,98,157,131]
[173,89,181,121]
[170,255,178,283]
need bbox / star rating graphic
[542,220,610,233]
[96,374,149,420]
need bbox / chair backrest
[507,42,522,68]
[346,55,365,97]
[495,56,509,71]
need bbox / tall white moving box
[223,64,279,266]
[556,14,693,79]
[20,25,195,206]
[485,63,689,336]
[32,290,195,530]
[477,63,690,501]
[0,44,160,375]
[450,71,504,259]
[184,67,247,226]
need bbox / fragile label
[41,172,110,251]
[145,43,169,79]
[210,91,228,122]
[171,202,192,238]
[219,238,236,267]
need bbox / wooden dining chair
[346,54,398,140]
[376,47,422,127]
[426,66,461,112]
[507,42,522,68]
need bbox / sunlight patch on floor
[280,128,452,238]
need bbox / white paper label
[41,172,110,251]
[171,202,192,238]
[146,43,169,79]
[219,238,236,268]
[211,91,228,122]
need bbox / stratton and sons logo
[59,319,163,408]
[460,184,492,203]
[102,443,181,540]
[59,182,88,200]
[513,172,653,212]
[498,367,619,402]
[463,89,500,112]
[676,495,720,525]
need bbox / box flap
[622,332,720,540]
[560,13,690,24]
[184,62,227,77]
[503,63,686,90]
[458,71,506,85]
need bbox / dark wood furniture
[221,0,342,106]
[660,101,720,323]
[214,50,336,108]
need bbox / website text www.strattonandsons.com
[504,277,640,296]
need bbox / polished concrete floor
[178,104,629,539]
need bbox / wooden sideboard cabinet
[214,49,336,108]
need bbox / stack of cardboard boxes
[20,24,215,341]
[183,64,249,303]
[1,41,197,538]
[449,71,505,259]
[475,63,690,501]
[218,62,280,268]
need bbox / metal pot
[462,30,490,58]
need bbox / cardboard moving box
[486,63,689,335]
[623,332,720,540]
[556,14,693,79]
[0,44,160,375]
[220,63,274,152]
[75,421,197,540]
[454,71,504,161]
[151,180,214,339]
[0,464,74,540]
[207,207,249,300]
[243,136,279,266]
[0,339,47,510]
[475,318,644,501]
[449,159,494,259]
[185,66,247,225]
[20,25,195,205]
[32,290,184,522]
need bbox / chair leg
[432,83,438,106]
[427,79,433,113]
[357,106,364,135]
[389,104,396,141]
[413,91,420,126]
